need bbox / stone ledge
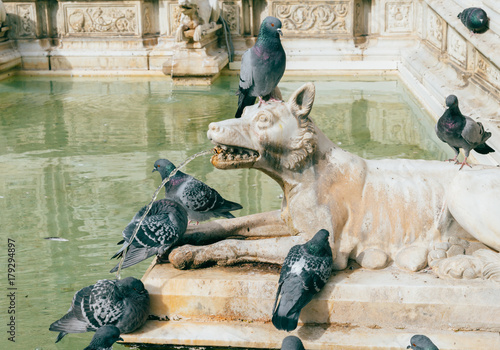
[140,262,500,334]
[122,312,500,349]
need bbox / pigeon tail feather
[235,93,256,118]
[272,309,300,332]
[49,311,89,340]
[55,331,68,343]
[110,245,156,273]
[474,142,495,154]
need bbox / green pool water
[0,75,451,350]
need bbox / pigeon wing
[238,49,254,92]
[84,280,124,329]
[462,116,486,146]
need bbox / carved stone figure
[0,0,6,28]
[169,83,500,282]
[175,0,220,42]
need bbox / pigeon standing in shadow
[281,335,306,350]
[272,229,333,331]
[110,198,188,272]
[435,95,495,170]
[153,159,242,223]
[235,16,286,118]
[407,334,439,350]
[49,277,149,343]
[458,7,489,34]
[84,325,123,350]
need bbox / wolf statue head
[208,83,319,174]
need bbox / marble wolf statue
[176,0,220,42]
[169,83,500,281]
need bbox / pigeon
[84,325,123,350]
[407,334,439,350]
[49,277,150,343]
[435,95,495,170]
[110,198,188,272]
[458,7,489,34]
[281,335,306,350]
[272,229,333,331]
[153,158,243,223]
[235,16,286,118]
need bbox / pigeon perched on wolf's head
[153,158,242,223]
[435,95,495,170]
[49,277,149,343]
[407,334,439,350]
[235,16,286,118]
[84,325,123,350]
[281,335,306,350]
[109,198,188,272]
[458,7,489,34]
[272,229,333,331]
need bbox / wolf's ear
[288,83,315,119]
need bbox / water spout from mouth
[114,149,213,278]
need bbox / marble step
[121,261,500,348]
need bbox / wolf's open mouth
[211,144,259,168]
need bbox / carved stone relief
[477,54,500,90]
[426,9,444,50]
[4,2,37,38]
[143,3,152,34]
[385,2,412,33]
[447,27,466,67]
[169,1,182,35]
[61,4,139,36]
[221,2,239,34]
[271,1,350,35]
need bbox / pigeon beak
[118,337,124,342]
[277,28,283,36]
[152,168,157,173]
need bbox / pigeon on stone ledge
[49,277,149,343]
[110,198,188,272]
[435,95,495,170]
[153,158,242,223]
[281,335,306,350]
[272,229,333,332]
[458,7,489,34]
[84,325,123,350]
[407,334,439,350]
[235,16,286,118]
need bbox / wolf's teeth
[221,145,227,150]
[242,154,248,160]
[227,154,234,161]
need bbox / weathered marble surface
[122,263,500,349]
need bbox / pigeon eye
[271,23,275,27]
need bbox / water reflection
[0,75,450,350]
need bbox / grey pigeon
[110,199,188,272]
[407,334,439,350]
[458,7,489,34]
[153,159,242,223]
[235,16,286,118]
[281,335,306,350]
[272,229,333,331]
[49,277,149,343]
[84,325,123,350]
[435,95,495,170]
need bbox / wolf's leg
[180,210,289,246]
[169,236,303,269]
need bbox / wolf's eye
[256,113,272,129]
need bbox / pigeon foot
[258,96,267,107]
[458,158,472,170]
